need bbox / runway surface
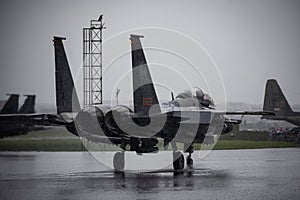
[0,148,299,200]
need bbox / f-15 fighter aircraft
[0,35,274,171]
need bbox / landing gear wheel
[173,151,184,171]
[113,152,125,172]
[186,155,193,169]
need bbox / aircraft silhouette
[0,35,274,171]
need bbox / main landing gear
[113,151,125,171]
[112,143,194,172]
[172,143,194,171]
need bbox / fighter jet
[0,35,274,171]
[0,94,36,137]
[262,79,300,127]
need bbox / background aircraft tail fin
[263,79,294,117]
[130,34,161,116]
[53,37,81,114]
[0,94,19,114]
[18,95,36,114]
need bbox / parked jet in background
[262,79,300,127]
[0,94,36,137]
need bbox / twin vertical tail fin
[53,37,81,114]
[130,34,161,116]
[53,35,160,116]
[263,79,294,117]
[18,95,36,114]
[0,94,19,114]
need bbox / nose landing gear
[185,143,194,170]
[186,154,193,169]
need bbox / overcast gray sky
[0,0,299,106]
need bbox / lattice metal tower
[83,15,106,107]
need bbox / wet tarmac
[0,148,299,200]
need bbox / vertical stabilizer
[18,95,36,114]
[130,34,161,116]
[53,37,81,114]
[263,79,294,116]
[0,94,19,114]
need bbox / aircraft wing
[0,113,71,126]
[224,111,275,116]
[224,118,242,124]
[223,111,275,125]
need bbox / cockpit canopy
[176,88,215,107]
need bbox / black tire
[113,152,125,171]
[173,151,184,171]
[186,155,193,169]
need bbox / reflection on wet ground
[0,148,299,200]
